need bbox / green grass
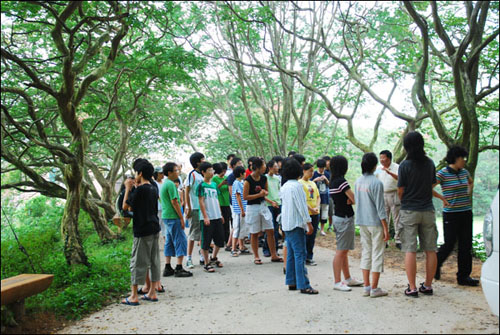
[1,196,133,321]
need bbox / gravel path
[60,242,499,334]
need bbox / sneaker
[344,277,363,287]
[305,259,317,266]
[370,288,388,298]
[174,268,193,278]
[334,282,352,292]
[419,282,433,295]
[186,258,194,269]
[320,231,326,236]
[404,285,418,297]
[163,264,174,277]
[363,286,371,297]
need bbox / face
[236,160,244,168]
[203,167,214,179]
[134,170,142,183]
[277,161,282,169]
[318,166,325,173]
[157,172,164,182]
[259,161,267,174]
[325,160,330,169]
[270,163,279,174]
[304,167,314,179]
[455,156,467,169]
[169,165,180,180]
[219,169,226,177]
[379,154,391,167]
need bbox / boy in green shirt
[160,162,192,278]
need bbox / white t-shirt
[375,162,399,192]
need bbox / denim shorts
[163,218,188,257]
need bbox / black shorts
[201,218,225,250]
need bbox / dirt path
[60,236,499,334]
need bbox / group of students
[120,130,479,305]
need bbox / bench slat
[1,274,54,305]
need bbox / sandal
[210,257,224,268]
[137,287,149,295]
[404,285,419,297]
[254,259,263,265]
[141,294,158,302]
[231,250,239,257]
[300,288,319,295]
[204,264,215,273]
[156,284,165,293]
[240,248,251,254]
[271,257,284,263]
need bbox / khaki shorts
[130,233,161,285]
[399,210,437,252]
[360,225,385,273]
[188,209,201,241]
[333,215,355,250]
[246,203,274,234]
[232,212,249,239]
[320,204,329,221]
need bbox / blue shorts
[163,219,187,257]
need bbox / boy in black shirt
[121,160,162,305]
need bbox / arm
[243,180,266,201]
[185,184,192,217]
[171,198,185,229]
[397,186,404,200]
[122,179,135,211]
[383,167,398,181]
[236,192,245,217]
[198,195,210,225]
[432,179,450,207]
[380,219,389,241]
[468,174,474,196]
[345,188,355,205]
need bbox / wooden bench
[1,274,54,320]
[112,214,131,233]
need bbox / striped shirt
[329,177,354,217]
[280,180,311,232]
[436,167,472,213]
[231,179,247,214]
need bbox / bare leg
[187,240,195,257]
[362,269,370,287]
[201,249,210,267]
[143,272,151,292]
[342,253,352,280]
[147,282,158,300]
[283,245,288,270]
[371,272,381,289]
[425,251,437,287]
[251,233,260,260]
[320,223,326,233]
[334,250,348,283]
[165,256,171,266]
[177,256,184,266]
[232,234,238,251]
[122,284,139,303]
[405,252,417,290]
[212,246,220,259]
[266,229,279,259]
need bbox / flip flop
[271,257,284,263]
[254,259,263,265]
[156,285,165,293]
[141,294,158,302]
[121,298,139,306]
[137,287,148,295]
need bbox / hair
[132,158,147,171]
[153,171,159,180]
[361,153,378,174]
[174,178,181,185]
[251,157,265,171]
[220,162,228,171]
[230,157,242,168]
[379,150,392,160]
[403,131,426,162]
[292,154,306,164]
[287,151,297,157]
[322,155,331,162]
[445,145,468,165]
[199,162,213,175]
[233,166,246,178]
[282,158,302,180]
[267,159,277,169]
[189,152,205,169]
[247,156,258,166]
[272,156,283,164]
[213,163,223,175]
[162,162,177,176]
[330,155,348,178]
[226,154,236,161]
[135,160,154,180]
[316,159,326,168]
[303,163,314,171]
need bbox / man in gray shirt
[355,153,389,298]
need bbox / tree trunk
[81,198,117,241]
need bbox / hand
[271,201,279,208]
[260,189,267,196]
[242,211,246,217]
[186,208,192,219]
[443,199,450,207]
[347,199,353,205]
[222,180,228,185]
[180,218,185,230]
[124,178,135,189]
[204,217,210,226]
[306,222,313,235]
[323,175,328,181]
[383,228,390,242]
[221,216,225,224]
[312,207,320,215]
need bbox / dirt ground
[4,232,497,334]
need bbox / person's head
[251,157,266,174]
[316,159,326,173]
[322,156,331,169]
[282,158,302,181]
[267,159,279,175]
[213,163,225,177]
[153,167,164,182]
[287,151,297,157]
[403,131,426,162]
[302,163,314,180]
[134,159,154,183]
[247,156,258,169]
[292,154,306,166]
[199,162,214,180]
[226,154,235,165]
[189,152,205,169]
[174,178,181,187]
[132,158,147,171]
[272,156,284,169]
[233,166,246,180]
[379,150,392,168]
[162,162,179,180]
[445,145,468,169]
[330,155,348,178]
[230,157,243,169]
[361,153,378,175]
